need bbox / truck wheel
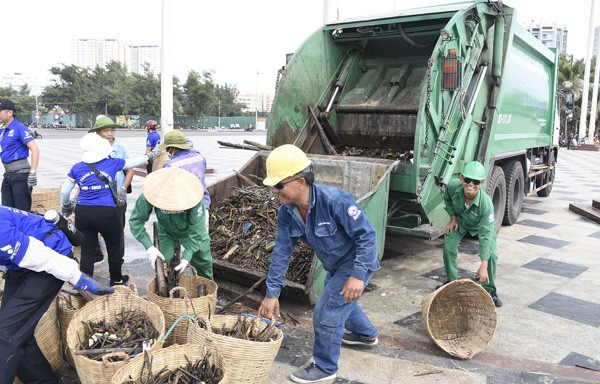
[536,153,555,197]
[502,161,524,226]
[486,166,506,233]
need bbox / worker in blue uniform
[60,133,153,286]
[144,120,161,174]
[442,161,502,307]
[0,205,113,383]
[0,98,40,211]
[258,144,380,383]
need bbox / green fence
[24,113,267,129]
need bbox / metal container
[208,151,398,304]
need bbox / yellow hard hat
[263,144,312,186]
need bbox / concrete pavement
[30,131,600,383]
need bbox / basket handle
[101,352,130,367]
[113,284,136,296]
[186,264,198,276]
[127,282,138,296]
[169,286,188,298]
[198,314,212,334]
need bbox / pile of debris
[210,187,313,285]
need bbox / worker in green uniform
[441,161,502,307]
[129,167,213,280]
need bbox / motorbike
[558,136,567,147]
[31,130,43,139]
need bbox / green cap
[88,115,119,132]
[461,161,486,180]
[159,130,191,150]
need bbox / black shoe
[342,330,379,346]
[489,290,502,307]
[435,281,450,290]
[110,275,129,286]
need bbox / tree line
[0,62,259,118]
[1,55,596,128]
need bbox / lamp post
[35,95,39,128]
[255,68,260,130]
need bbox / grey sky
[5,1,596,93]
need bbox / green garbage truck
[269,0,558,236]
[210,0,558,303]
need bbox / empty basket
[421,279,497,359]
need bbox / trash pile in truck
[209,186,313,285]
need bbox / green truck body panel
[269,0,557,235]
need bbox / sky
[4,0,598,94]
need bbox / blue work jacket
[265,184,380,298]
[0,206,72,270]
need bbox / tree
[0,85,36,115]
[182,70,217,117]
[18,63,246,118]
[558,54,584,103]
[215,83,245,116]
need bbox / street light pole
[35,95,39,128]
[161,0,174,135]
[255,67,259,129]
[578,0,596,141]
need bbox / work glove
[117,187,127,206]
[204,210,210,233]
[173,259,189,275]
[73,273,115,295]
[61,202,74,217]
[28,172,37,188]
[146,151,156,163]
[147,246,165,270]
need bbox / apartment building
[526,21,568,55]
[71,39,159,74]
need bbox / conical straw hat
[143,167,203,211]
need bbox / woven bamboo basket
[12,298,61,384]
[152,150,169,171]
[187,315,283,384]
[31,187,61,214]
[66,286,165,384]
[147,273,217,346]
[110,343,229,383]
[56,292,88,366]
[421,279,497,359]
[0,278,61,384]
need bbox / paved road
[26,132,600,383]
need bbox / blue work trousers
[312,268,377,375]
[1,172,31,212]
[0,269,63,383]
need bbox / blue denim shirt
[265,184,380,298]
[110,138,130,189]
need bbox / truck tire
[502,160,524,226]
[536,152,555,197]
[486,166,506,233]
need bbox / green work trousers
[443,229,497,292]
